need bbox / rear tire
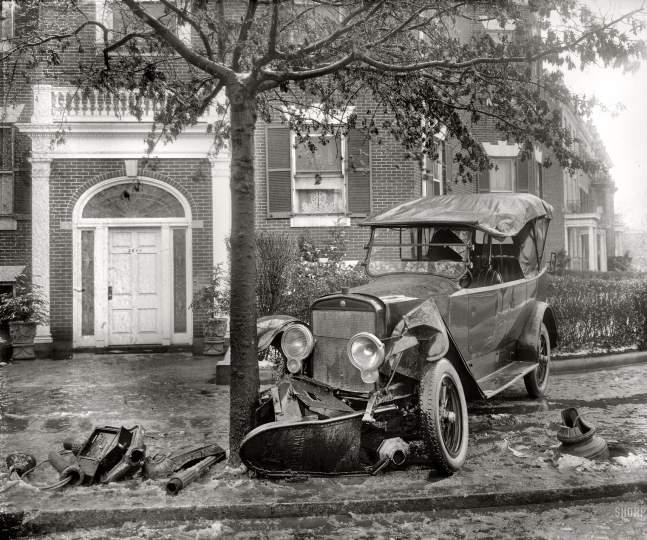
[524,322,551,398]
[419,359,469,475]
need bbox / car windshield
[366,226,471,278]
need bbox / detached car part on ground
[241,194,558,478]
[4,426,225,495]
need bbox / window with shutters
[0,127,14,215]
[422,140,445,197]
[489,158,515,192]
[265,125,371,227]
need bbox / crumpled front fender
[387,298,449,362]
[257,315,309,352]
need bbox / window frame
[0,0,15,49]
[489,157,516,193]
[422,139,444,197]
[0,126,14,215]
[290,130,349,225]
[95,0,190,48]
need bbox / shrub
[285,261,369,322]
[256,232,299,316]
[0,271,48,325]
[190,263,230,318]
[546,274,647,353]
[607,251,633,272]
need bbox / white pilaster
[210,156,231,268]
[588,226,596,272]
[31,84,53,124]
[30,158,53,343]
[600,231,608,272]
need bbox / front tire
[524,322,551,398]
[419,359,469,476]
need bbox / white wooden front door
[108,228,162,345]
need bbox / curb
[7,478,647,536]
[552,350,647,373]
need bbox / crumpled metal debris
[556,407,609,460]
[4,425,226,494]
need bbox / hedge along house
[1,2,232,357]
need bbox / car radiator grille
[311,310,376,393]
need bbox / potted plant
[0,272,48,360]
[191,264,230,355]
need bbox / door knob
[108,285,113,300]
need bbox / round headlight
[281,324,314,363]
[347,332,385,372]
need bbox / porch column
[600,231,608,272]
[210,155,231,268]
[588,226,596,272]
[30,157,53,343]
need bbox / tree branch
[232,0,258,71]
[158,0,215,60]
[120,0,236,83]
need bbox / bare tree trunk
[226,83,259,465]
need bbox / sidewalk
[1,352,647,536]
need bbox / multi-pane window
[0,127,14,215]
[265,126,371,225]
[422,141,444,197]
[0,1,14,48]
[96,1,189,46]
[489,157,515,192]
[293,134,345,215]
[113,1,177,37]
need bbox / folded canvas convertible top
[362,193,553,237]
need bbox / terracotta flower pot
[8,321,37,360]
[203,316,228,356]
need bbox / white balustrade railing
[32,84,220,123]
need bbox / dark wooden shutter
[346,129,371,215]
[528,159,537,195]
[265,126,292,218]
[478,167,490,192]
[516,157,531,193]
[0,175,13,215]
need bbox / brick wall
[48,158,212,347]
[540,154,565,260]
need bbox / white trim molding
[72,176,193,348]
[30,157,53,344]
[482,141,521,158]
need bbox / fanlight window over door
[82,183,185,219]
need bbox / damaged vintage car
[241,193,558,477]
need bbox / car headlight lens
[281,324,314,372]
[347,332,385,372]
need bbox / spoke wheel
[419,359,469,476]
[524,322,551,398]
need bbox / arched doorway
[72,177,193,348]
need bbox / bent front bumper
[240,377,364,476]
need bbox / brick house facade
[1,1,231,356]
[0,1,616,356]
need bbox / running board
[477,361,537,398]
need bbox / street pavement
[1,353,647,536]
[36,496,647,539]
